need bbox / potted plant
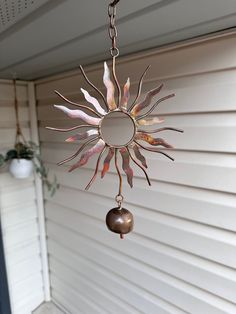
[0,141,59,196]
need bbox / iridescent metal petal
[103,62,116,110]
[127,147,151,186]
[101,148,115,178]
[54,90,102,117]
[137,117,164,126]
[137,127,184,134]
[85,145,107,190]
[81,88,107,116]
[46,124,98,133]
[58,137,99,166]
[128,65,150,113]
[121,78,130,110]
[136,93,175,121]
[132,144,148,168]
[135,133,173,148]
[134,140,174,161]
[131,84,163,116]
[119,147,133,188]
[65,129,98,142]
[54,105,101,125]
[69,139,105,172]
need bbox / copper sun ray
[80,88,107,116]
[103,62,116,110]
[101,148,115,178]
[137,116,164,126]
[121,78,130,110]
[135,133,173,148]
[54,105,101,125]
[132,144,148,168]
[65,129,98,143]
[85,146,107,190]
[119,147,133,188]
[131,84,163,116]
[136,93,175,121]
[127,147,151,186]
[69,139,106,172]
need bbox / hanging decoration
[47,0,183,238]
[0,80,59,195]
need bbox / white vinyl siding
[35,32,236,314]
[0,81,44,314]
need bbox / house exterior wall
[35,32,236,313]
[0,81,45,314]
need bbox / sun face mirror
[100,110,136,148]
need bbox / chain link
[108,2,119,57]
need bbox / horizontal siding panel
[37,69,236,116]
[0,172,34,188]
[48,239,189,314]
[46,204,236,304]
[6,240,40,266]
[0,184,36,208]
[40,146,236,193]
[7,256,42,286]
[0,106,29,124]
[0,81,28,102]
[50,265,136,314]
[46,220,236,314]
[15,293,45,314]
[46,199,236,272]
[35,34,236,99]
[3,220,39,249]
[45,177,236,231]
[44,163,236,215]
[51,275,106,314]
[12,273,43,314]
[39,118,236,153]
[0,127,30,145]
[1,203,38,228]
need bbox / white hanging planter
[9,159,33,179]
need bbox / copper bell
[106,207,134,239]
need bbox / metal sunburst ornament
[47,0,183,239]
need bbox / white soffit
[0,0,236,80]
[0,0,50,33]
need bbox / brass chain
[108,1,119,57]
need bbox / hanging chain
[108,0,121,106]
[108,1,119,57]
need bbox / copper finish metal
[127,147,151,186]
[108,1,121,106]
[106,207,134,238]
[136,93,175,121]
[46,125,98,133]
[85,145,107,190]
[79,65,109,111]
[134,140,174,161]
[114,148,122,197]
[138,127,184,134]
[54,90,102,118]
[128,65,150,113]
[57,136,99,165]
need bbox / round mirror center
[100,111,136,147]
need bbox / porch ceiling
[0,0,236,80]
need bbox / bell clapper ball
[106,207,134,239]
